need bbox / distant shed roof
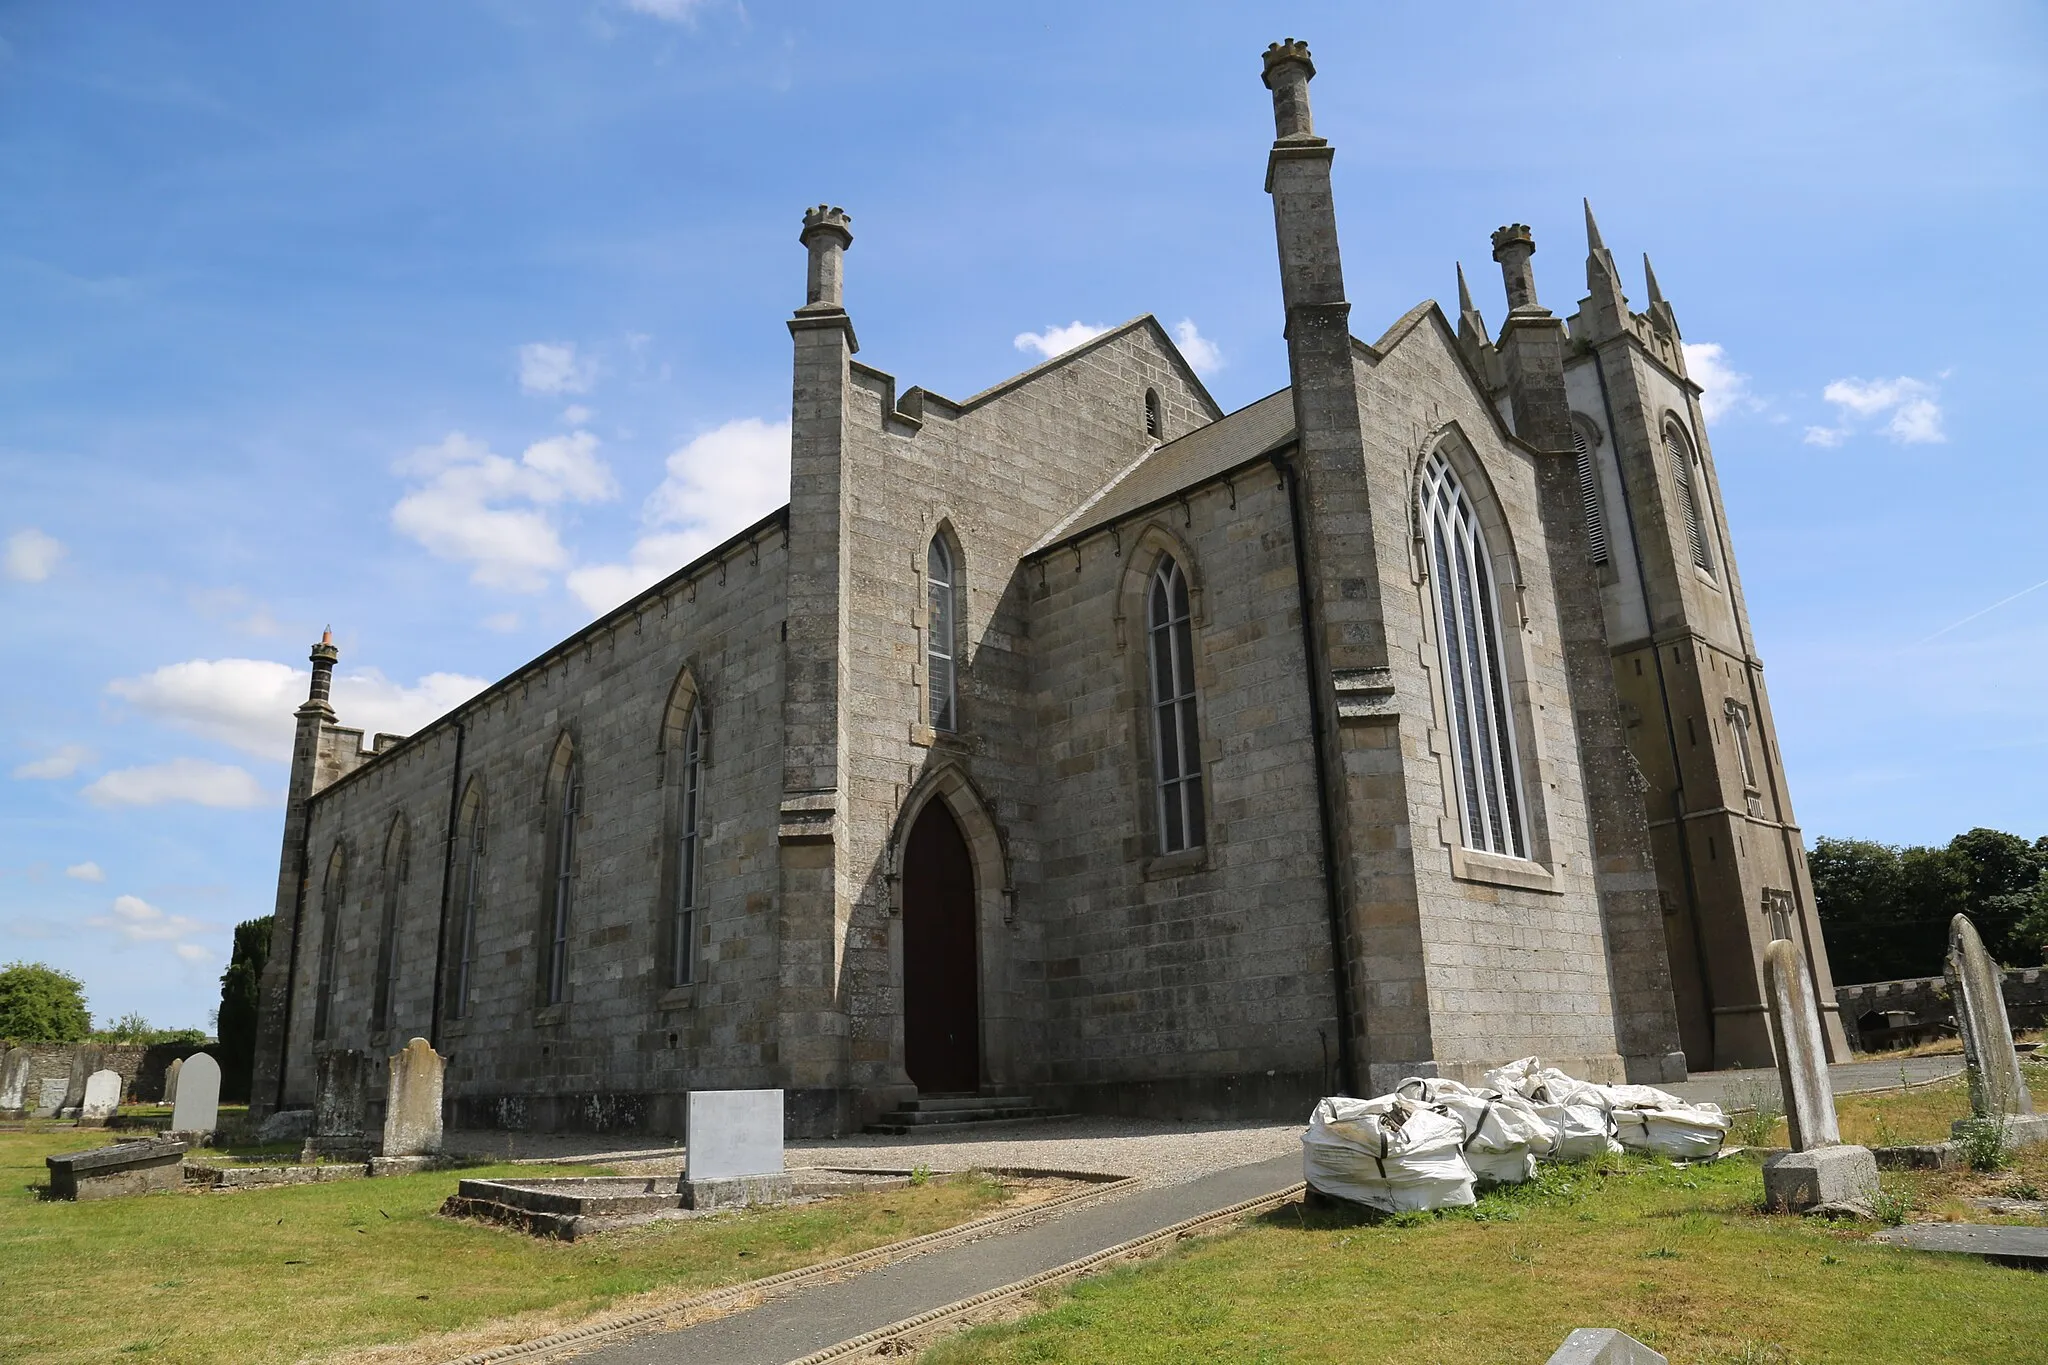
[1030,387,1297,553]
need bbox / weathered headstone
[304,1048,373,1160]
[58,1050,93,1117]
[0,1047,28,1113]
[170,1052,221,1137]
[80,1069,122,1123]
[163,1056,184,1107]
[46,1138,187,1200]
[34,1076,69,1118]
[1547,1328,1667,1365]
[1947,914,2034,1120]
[1761,937,1879,1214]
[683,1089,790,1209]
[381,1038,445,1158]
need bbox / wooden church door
[902,799,980,1093]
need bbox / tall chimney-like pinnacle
[1261,39,1317,140]
[1490,223,1543,314]
[302,631,339,718]
[798,205,853,312]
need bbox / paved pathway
[1668,1054,1960,1109]
[566,1151,1302,1365]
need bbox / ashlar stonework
[248,39,1848,1137]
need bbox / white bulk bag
[1611,1103,1729,1159]
[1528,1096,1622,1159]
[1302,1095,1477,1212]
[1435,1092,1556,1184]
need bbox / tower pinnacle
[1490,223,1544,314]
[301,632,339,719]
[1260,39,1317,140]
[797,205,853,313]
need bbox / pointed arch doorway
[902,798,980,1093]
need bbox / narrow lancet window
[450,798,483,1019]
[546,763,580,1006]
[1145,388,1164,440]
[1666,423,1714,573]
[1147,554,1204,853]
[671,711,703,987]
[927,536,957,731]
[1726,700,1758,791]
[1420,450,1530,859]
[313,848,345,1041]
[371,821,407,1032]
[1571,424,1610,566]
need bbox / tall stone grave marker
[80,1069,122,1123]
[305,1048,373,1159]
[683,1089,791,1209]
[170,1053,221,1137]
[35,1076,69,1117]
[1761,937,1879,1214]
[0,1047,28,1113]
[163,1056,184,1106]
[381,1038,445,1158]
[1947,914,2034,1120]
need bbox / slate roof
[1029,386,1297,554]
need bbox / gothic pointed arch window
[372,816,409,1032]
[1419,449,1530,859]
[1147,553,1205,853]
[541,740,580,1007]
[670,708,704,987]
[1569,419,1610,566]
[313,845,346,1041]
[448,783,485,1020]
[927,533,959,732]
[1665,421,1714,574]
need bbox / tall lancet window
[546,762,580,1006]
[314,847,345,1041]
[1147,555,1205,853]
[927,536,957,731]
[1420,450,1530,859]
[1570,424,1610,566]
[450,793,484,1020]
[372,818,408,1032]
[671,710,703,987]
[1665,422,1714,574]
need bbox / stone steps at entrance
[864,1094,1065,1135]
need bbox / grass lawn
[926,1087,2048,1365]
[1,1124,1010,1365]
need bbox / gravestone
[684,1089,791,1209]
[1547,1329,1667,1365]
[35,1076,69,1118]
[0,1047,28,1113]
[170,1052,221,1137]
[163,1056,184,1106]
[1947,914,2034,1121]
[80,1069,122,1123]
[304,1048,373,1160]
[381,1038,445,1158]
[1760,937,1879,1214]
[58,1051,93,1117]
[46,1138,187,1200]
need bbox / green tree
[1813,827,2048,982]
[215,916,271,1102]
[0,962,93,1043]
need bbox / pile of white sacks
[1301,1057,1732,1213]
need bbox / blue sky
[3,3,2043,1030]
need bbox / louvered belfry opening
[1571,425,1610,566]
[1665,423,1713,573]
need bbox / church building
[250,41,1848,1136]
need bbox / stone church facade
[249,41,1848,1136]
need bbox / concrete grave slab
[170,1052,221,1136]
[1763,1144,1879,1216]
[686,1089,784,1182]
[80,1069,122,1123]
[1947,914,2034,1121]
[1547,1328,1668,1365]
[46,1138,187,1200]
[1873,1222,2048,1269]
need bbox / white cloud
[1814,375,1947,446]
[517,341,597,395]
[390,430,617,590]
[65,861,105,883]
[107,657,488,760]
[5,527,65,582]
[482,611,522,633]
[561,405,593,425]
[567,417,790,615]
[1682,342,1761,423]
[88,894,216,950]
[13,744,92,780]
[83,759,271,809]
[175,943,213,964]
[1171,319,1224,376]
[623,0,713,22]
[1014,321,1110,362]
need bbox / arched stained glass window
[1571,423,1610,566]
[545,762,580,1006]
[1419,450,1530,859]
[1666,422,1714,574]
[671,710,703,987]
[927,536,957,732]
[1147,555,1204,854]
[450,796,483,1020]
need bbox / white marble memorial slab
[686,1089,784,1181]
[171,1052,221,1134]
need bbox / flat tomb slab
[443,1169,906,1241]
[46,1139,187,1200]
[1873,1223,2048,1267]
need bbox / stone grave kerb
[1946,913,2034,1120]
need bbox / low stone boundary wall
[1837,967,2048,1053]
